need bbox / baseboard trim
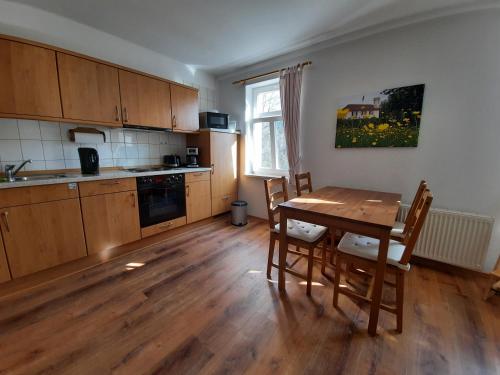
[410,255,488,279]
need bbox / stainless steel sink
[0,174,69,182]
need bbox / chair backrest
[399,189,433,265]
[264,177,288,229]
[402,180,427,236]
[295,172,313,197]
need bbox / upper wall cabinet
[57,53,122,126]
[170,85,199,132]
[119,70,172,129]
[0,39,62,118]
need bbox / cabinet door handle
[193,173,202,177]
[186,185,190,197]
[159,222,173,229]
[1,212,10,232]
[211,164,215,175]
[115,105,120,121]
[100,181,120,186]
[222,196,230,201]
[172,115,177,128]
[130,192,136,208]
[123,107,128,122]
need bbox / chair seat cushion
[390,221,405,237]
[338,232,410,271]
[273,220,327,243]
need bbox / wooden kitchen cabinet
[186,172,211,223]
[170,84,199,132]
[0,231,11,283]
[0,198,87,278]
[0,38,62,118]
[188,131,238,215]
[81,190,141,254]
[119,70,172,129]
[57,52,122,126]
[79,178,137,197]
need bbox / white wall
[0,0,215,90]
[218,9,500,271]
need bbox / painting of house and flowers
[335,84,425,148]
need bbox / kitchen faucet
[4,159,32,182]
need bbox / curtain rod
[232,61,312,85]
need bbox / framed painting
[335,84,425,148]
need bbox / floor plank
[0,216,498,375]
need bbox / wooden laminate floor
[0,216,498,375]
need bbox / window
[245,78,288,176]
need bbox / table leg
[368,231,390,336]
[329,227,336,266]
[278,208,288,292]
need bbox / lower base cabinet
[0,232,11,283]
[186,173,211,224]
[81,190,141,254]
[0,199,87,278]
[212,193,237,216]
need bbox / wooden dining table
[278,186,401,336]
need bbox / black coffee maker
[78,147,99,175]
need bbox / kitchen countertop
[0,167,212,189]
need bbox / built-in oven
[137,173,186,228]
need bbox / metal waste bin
[231,200,248,226]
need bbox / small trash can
[231,200,248,226]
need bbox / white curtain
[279,65,303,179]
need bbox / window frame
[245,79,288,177]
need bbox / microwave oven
[199,112,228,129]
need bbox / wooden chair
[295,172,313,196]
[391,180,427,241]
[295,171,342,267]
[333,189,433,333]
[265,177,329,295]
[484,256,500,301]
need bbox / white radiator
[397,205,494,270]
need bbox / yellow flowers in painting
[335,84,425,148]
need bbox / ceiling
[5,0,494,75]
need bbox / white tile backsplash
[0,119,186,171]
[112,143,127,159]
[137,132,149,144]
[42,141,64,160]
[62,142,80,160]
[65,159,80,169]
[137,144,149,158]
[148,132,160,145]
[0,119,19,139]
[149,144,160,158]
[60,123,74,141]
[21,140,44,159]
[18,119,41,140]
[40,121,61,140]
[24,160,46,171]
[125,144,139,158]
[45,160,65,170]
[124,131,137,144]
[96,143,113,159]
[0,140,22,161]
[110,128,125,143]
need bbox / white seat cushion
[390,221,405,238]
[338,232,410,271]
[273,219,327,243]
